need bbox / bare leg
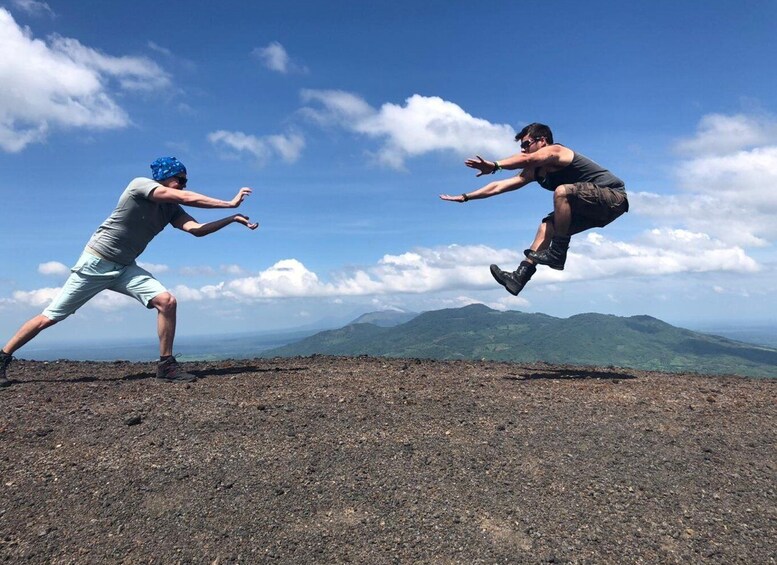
[552,185,572,235]
[3,315,58,355]
[524,186,574,270]
[150,292,177,357]
[526,219,555,261]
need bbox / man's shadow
[17,364,309,384]
[503,367,636,381]
[124,365,309,381]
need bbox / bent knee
[151,292,177,313]
[37,314,59,330]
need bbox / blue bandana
[150,157,187,181]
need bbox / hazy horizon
[17,308,777,363]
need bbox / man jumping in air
[440,122,628,296]
[0,157,258,387]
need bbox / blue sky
[1,0,777,346]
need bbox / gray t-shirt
[86,177,186,265]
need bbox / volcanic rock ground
[0,356,775,564]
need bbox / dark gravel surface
[0,356,775,564]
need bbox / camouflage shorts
[542,182,629,235]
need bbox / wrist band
[461,193,469,202]
[492,161,501,173]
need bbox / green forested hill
[263,304,777,378]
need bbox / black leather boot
[527,235,571,270]
[490,261,537,296]
[0,351,12,387]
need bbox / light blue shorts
[42,250,168,322]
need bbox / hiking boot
[526,235,571,271]
[490,262,536,296]
[0,352,12,388]
[156,356,196,382]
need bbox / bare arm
[150,186,253,209]
[440,171,533,203]
[172,211,259,237]
[465,145,573,176]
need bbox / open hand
[230,187,253,208]
[464,155,494,177]
[234,214,259,230]
[439,194,466,203]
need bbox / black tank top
[536,148,625,192]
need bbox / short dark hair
[515,123,553,144]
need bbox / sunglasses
[174,175,188,187]
[520,137,542,150]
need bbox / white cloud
[253,41,288,72]
[491,294,531,310]
[165,249,513,303]
[170,284,206,301]
[161,234,757,303]
[633,113,777,248]
[49,35,170,92]
[208,129,305,164]
[252,41,307,74]
[37,261,68,276]
[300,90,517,169]
[12,287,60,307]
[0,8,170,152]
[300,89,374,123]
[10,0,53,17]
[709,284,750,298]
[221,264,246,275]
[11,285,137,312]
[227,259,326,298]
[674,113,777,156]
[4,232,759,318]
[569,231,758,279]
[90,292,137,311]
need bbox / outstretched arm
[465,145,572,176]
[172,212,259,237]
[440,171,533,203]
[150,186,253,209]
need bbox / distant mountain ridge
[348,310,418,327]
[263,304,777,378]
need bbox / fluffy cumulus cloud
[162,249,513,302]
[568,231,758,279]
[300,89,517,169]
[5,233,757,313]
[674,113,777,157]
[208,129,305,165]
[227,259,326,298]
[0,8,170,152]
[633,112,777,247]
[11,287,60,307]
[155,235,756,304]
[251,41,307,74]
